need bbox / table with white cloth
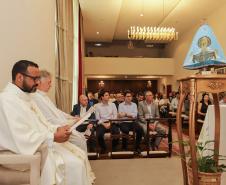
[198,105,226,185]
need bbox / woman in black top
[198,93,212,120]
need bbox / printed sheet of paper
[69,106,95,132]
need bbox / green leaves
[196,140,226,173]
[197,156,217,173]
[177,139,226,173]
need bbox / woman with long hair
[197,93,212,120]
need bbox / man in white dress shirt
[71,94,96,152]
[95,90,119,153]
[71,95,95,133]
[32,70,87,152]
[0,60,95,185]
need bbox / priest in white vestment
[31,70,87,152]
[0,60,95,185]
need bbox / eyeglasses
[20,72,41,82]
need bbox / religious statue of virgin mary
[183,24,226,70]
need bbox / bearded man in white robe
[31,70,87,152]
[0,60,95,185]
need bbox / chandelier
[128,26,178,41]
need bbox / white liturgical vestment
[32,90,87,152]
[0,83,95,185]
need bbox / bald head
[79,95,88,107]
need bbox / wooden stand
[176,74,226,185]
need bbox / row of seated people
[89,90,182,112]
[71,90,166,154]
[75,90,226,154]
[89,89,226,121]
[166,92,226,137]
[88,90,185,119]
[172,92,226,121]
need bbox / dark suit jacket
[71,103,96,119]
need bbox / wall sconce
[98,80,105,88]
[147,80,152,88]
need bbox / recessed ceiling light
[94,43,102,47]
[96,31,99,35]
[140,13,144,17]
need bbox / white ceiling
[79,0,226,42]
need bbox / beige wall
[165,3,226,91]
[84,57,175,75]
[86,44,164,58]
[0,0,55,99]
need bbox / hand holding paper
[69,106,95,132]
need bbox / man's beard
[21,81,38,93]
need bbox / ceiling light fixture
[96,31,99,35]
[128,0,180,42]
[128,26,178,41]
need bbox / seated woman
[197,93,212,121]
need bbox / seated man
[32,70,87,152]
[118,90,143,153]
[71,94,95,133]
[95,90,120,153]
[133,91,144,106]
[87,91,98,106]
[138,90,166,150]
[170,92,180,112]
[71,94,96,152]
[158,94,170,118]
[113,92,124,110]
[0,60,95,185]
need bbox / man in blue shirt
[118,90,143,153]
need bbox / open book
[69,106,96,132]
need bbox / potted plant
[185,140,226,185]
